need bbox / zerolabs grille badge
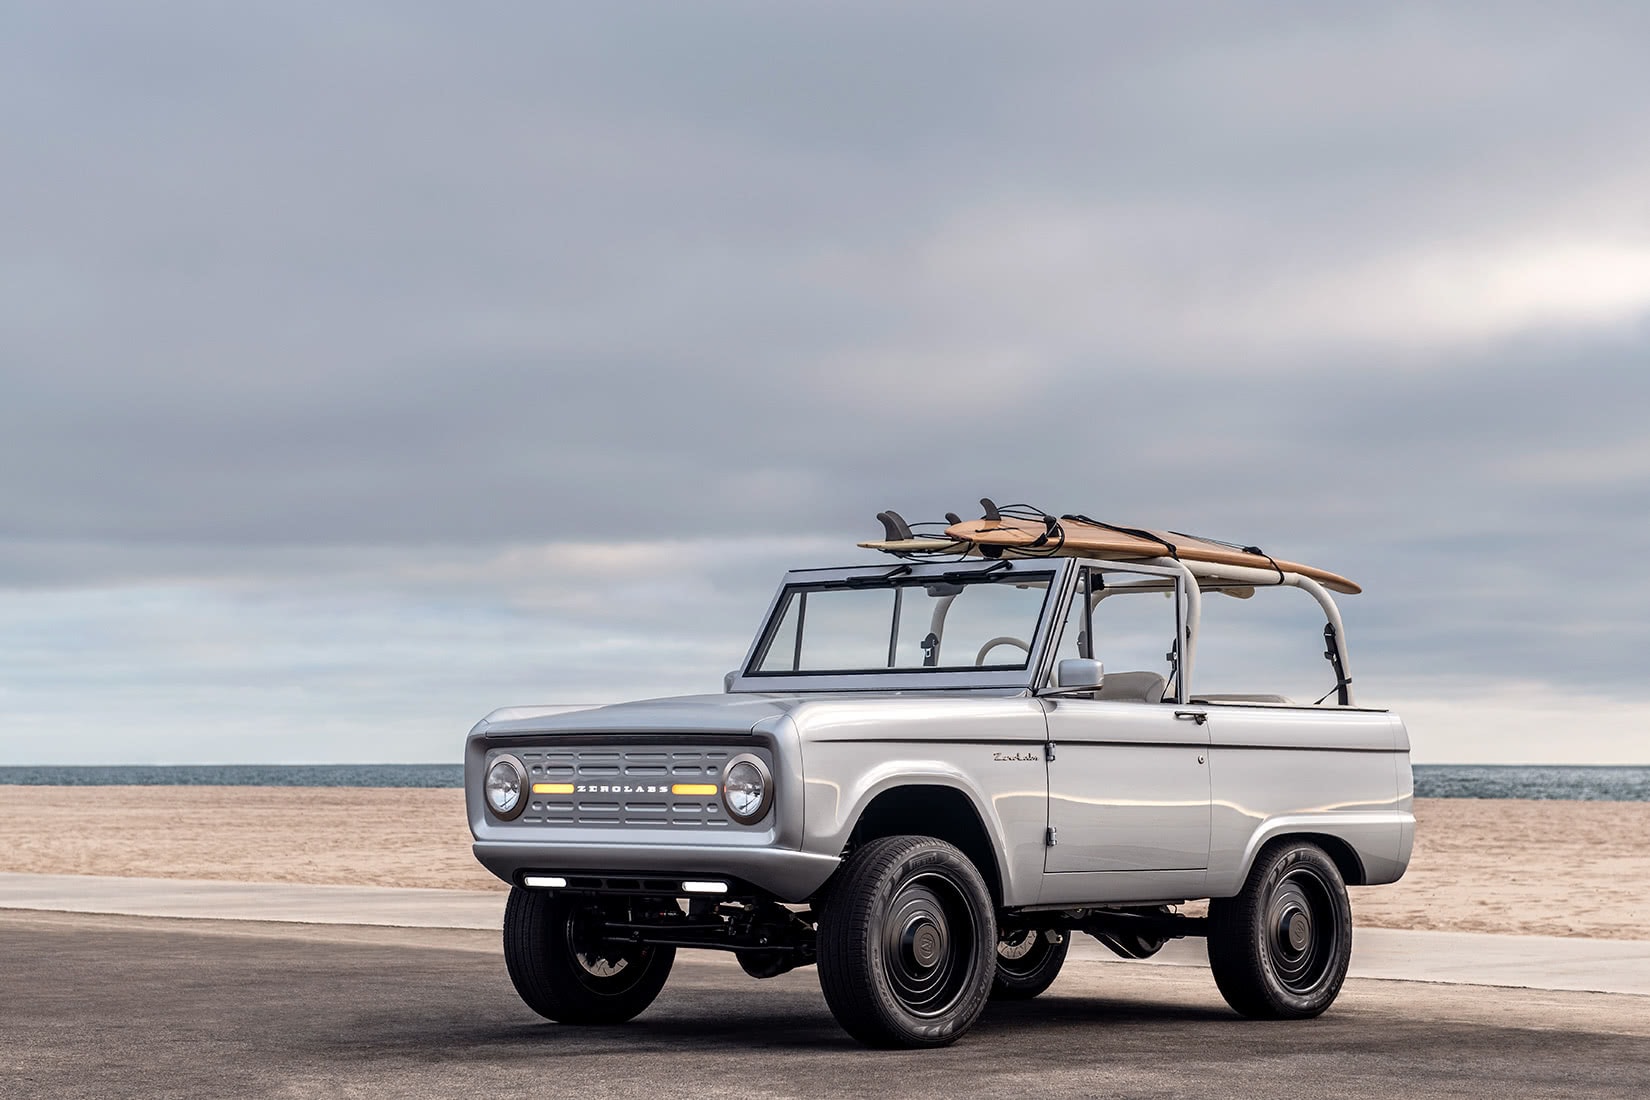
[529,782,720,796]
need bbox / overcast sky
[4,2,1648,764]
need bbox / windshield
[747,571,1056,675]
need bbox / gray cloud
[2,3,1648,761]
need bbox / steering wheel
[975,636,1031,666]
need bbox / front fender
[802,755,1044,907]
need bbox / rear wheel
[1207,841,1352,1019]
[503,887,675,1025]
[817,835,997,1048]
[991,929,1069,1000]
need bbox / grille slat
[509,744,765,828]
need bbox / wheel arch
[1232,824,1369,890]
[1297,832,1367,887]
[837,783,1006,906]
[1213,813,1402,895]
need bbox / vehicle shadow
[978,994,1236,1031]
[315,987,1240,1060]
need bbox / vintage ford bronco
[465,507,1414,1047]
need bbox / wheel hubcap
[1280,907,1311,952]
[1265,868,1336,994]
[880,874,977,1018]
[905,916,947,968]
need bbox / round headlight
[485,755,526,820]
[721,754,772,824]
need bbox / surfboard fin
[876,510,913,541]
[980,498,1001,521]
[944,512,962,525]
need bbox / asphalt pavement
[4,910,1648,1099]
[6,872,1649,996]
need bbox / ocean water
[0,764,464,788]
[1411,765,1649,802]
[1,763,1647,800]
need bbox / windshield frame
[730,558,1077,693]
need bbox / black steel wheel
[502,887,675,1025]
[1207,840,1353,1019]
[991,929,1069,1000]
[817,835,997,1048]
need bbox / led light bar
[522,875,568,889]
[682,881,729,895]
[531,782,575,794]
[671,783,719,796]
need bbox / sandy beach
[1,787,1644,940]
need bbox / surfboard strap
[973,502,1070,557]
[1316,623,1352,705]
[1169,529,1288,586]
[1063,514,1179,559]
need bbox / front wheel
[991,929,1069,1000]
[503,887,676,1025]
[817,835,997,1048]
[1207,840,1353,1019]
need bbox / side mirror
[723,671,738,692]
[1055,658,1104,690]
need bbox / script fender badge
[992,751,1041,762]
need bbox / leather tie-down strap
[1169,528,1287,585]
[1064,514,1178,559]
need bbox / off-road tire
[990,929,1070,1000]
[1207,840,1353,1019]
[816,835,997,1048]
[503,886,675,1025]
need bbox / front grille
[507,745,763,828]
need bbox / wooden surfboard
[856,537,976,555]
[940,516,1362,595]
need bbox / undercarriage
[540,884,1208,974]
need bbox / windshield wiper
[845,564,912,588]
[940,560,1011,584]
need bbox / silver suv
[466,528,1413,1048]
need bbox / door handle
[1174,711,1207,725]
